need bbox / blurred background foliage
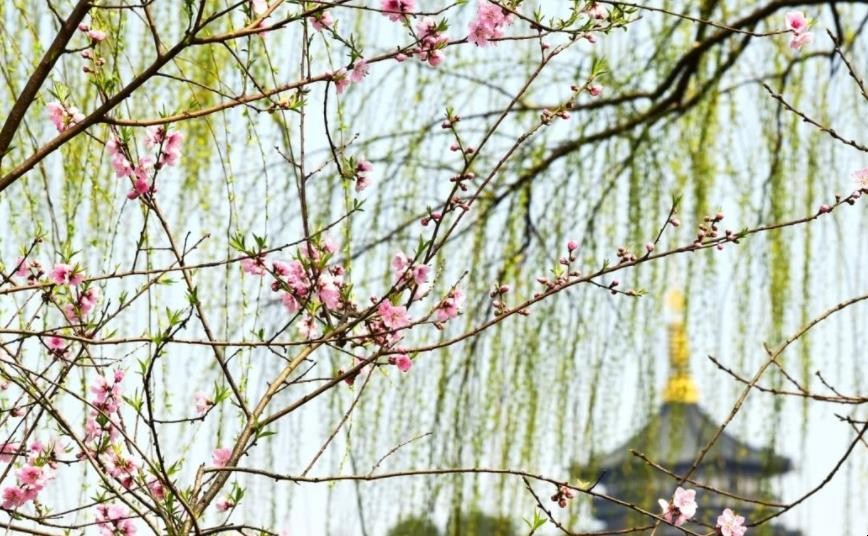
[0,1,866,534]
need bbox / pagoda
[574,290,801,535]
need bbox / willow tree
[0,1,865,535]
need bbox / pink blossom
[216,497,235,512]
[145,126,183,166]
[194,391,213,416]
[51,263,83,286]
[392,251,409,275]
[322,236,339,254]
[105,451,138,488]
[657,487,696,527]
[357,158,373,173]
[785,11,808,33]
[378,301,410,330]
[355,175,370,192]
[415,18,448,66]
[134,156,154,182]
[87,29,107,42]
[27,439,53,460]
[45,335,66,352]
[147,479,165,501]
[585,2,608,21]
[84,417,99,440]
[435,287,465,322]
[853,167,868,189]
[160,131,183,165]
[46,102,84,132]
[17,465,45,487]
[298,314,318,339]
[332,265,345,284]
[80,286,100,313]
[318,273,342,309]
[332,69,350,94]
[90,373,121,406]
[789,31,813,50]
[63,304,81,322]
[672,487,697,518]
[567,240,578,251]
[1,486,26,509]
[380,0,414,21]
[281,292,300,314]
[96,504,136,536]
[272,260,291,277]
[588,83,603,97]
[13,257,30,277]
[350,59,369,83]
[311,10,334,31]
[127,178,151,199]
[284,261,310,294]
[301,241,322,261]
[468,1,513,47]
[111,152,134,177]
[353,156,372,191]
[393,353,413,372]
[412,264,430,285]
[211,447,232,468]
[46,103,65,131]
[241,256,267,275]
[427,49,444,67]
[0,442,19,462]
[106,138,121,156]
[716,508,747,536]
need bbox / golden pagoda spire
[662,289,698,404]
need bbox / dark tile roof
[591,402,792,477]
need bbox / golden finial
[662,289,698,404]
[665,288,684,315]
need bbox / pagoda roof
[590,401,792,477]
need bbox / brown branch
[0,0,92,165]
[206,466,703,535]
